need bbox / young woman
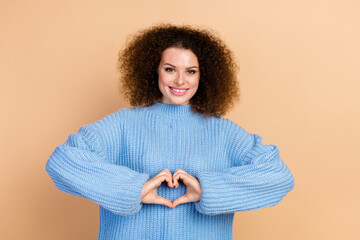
[46,24,294,239]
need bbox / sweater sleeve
[194,120,294,215]
[45,124,150,215]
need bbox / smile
[169,87,189,96]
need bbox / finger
[177,171,198,187]
[163,168,172,175]
[173,171,189,187]
[142,176,165,197]
[172,195,189,208]
[156,168,171,177]
[156,168,171,176]
[164,174,174,188]
[172,172,182,188]
[154,196,174,208]
[144,176,164,191]
[157,169,174,186]
[174,169,187,175]
[173,169,186,185]
[155,174,174,188]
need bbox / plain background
[1,0,359,239]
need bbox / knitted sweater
[46,102,294,240]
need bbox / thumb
[154,196,173,208]
[172,195,189,208]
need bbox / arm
[45,124,149,215]
[194,120,294,215]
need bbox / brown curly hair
[118,24,240,117]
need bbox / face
[157,47,200,105]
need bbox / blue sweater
[46,102,294,239]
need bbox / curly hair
[118,24,240,117]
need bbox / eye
[165,67,175,72]
[187,69,197,74]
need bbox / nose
[174,71,185,86]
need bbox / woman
[46,24,294,239]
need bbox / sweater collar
[147,101,196,119]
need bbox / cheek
[191,77,200,88]
[158,73,170,95]
[158,73,165,86]
[158,72,171,85]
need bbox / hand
[141,168,174,208]
[172,169,202,208]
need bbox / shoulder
[83,105,149,132]
[207,116,254,146]
[205,115,247,134]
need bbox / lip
[168,86,189,96]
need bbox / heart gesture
[141,168,202,208]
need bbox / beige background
[1,0,359,239]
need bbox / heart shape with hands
[141,168,202,208]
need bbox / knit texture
[46,102,294,240]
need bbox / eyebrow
[163,63,199,69]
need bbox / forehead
[160,47,199,66]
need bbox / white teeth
[170,87,187,93]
